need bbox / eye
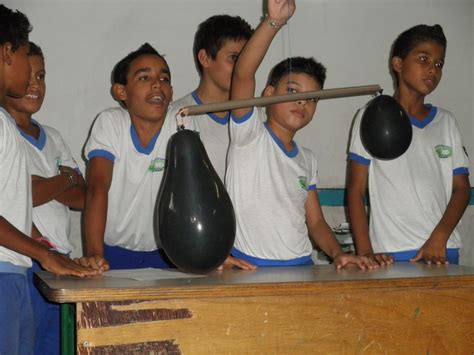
[287,87,297,94]
[37,73,45,81]
[419,56,428,62]
[435,61,444,69]
[138,75,149,81]
[229,54,238,62]
[160,76,171,84]
[308,98,318,103]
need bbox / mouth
[25,93,40,100]
[423,77,437,88]
[146,93,166,106]
[291,110,306,119]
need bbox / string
[286,3,292,87]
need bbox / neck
[395,88,429,120]
[130,115,164,147]
[196,80,230,118]
[266,119,295,150]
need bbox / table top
[35,262,474,303]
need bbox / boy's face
[392,40,445,97]
[5,55,45,115]
[3,42,31,98]
[114,54,173,123]
[200,39,247,93]
[265,73,320,134]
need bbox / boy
[0,5,97,354]
[348,24,471,265]
[169,15,253,180]
[79,44,253,271]
[4,41,86,355]
[79,43,177,271]
[227,0,372,269]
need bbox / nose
[297,99,307,105]
[152,79,161,89]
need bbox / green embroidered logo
[148,158,166,172]
[435,145,452,159]
[55,157,62,168]
[298,176,309,191]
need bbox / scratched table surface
[35,262,474,303]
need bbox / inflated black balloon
[157,129,235,274]
[360,95,412,160]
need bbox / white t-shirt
[226,107,318,261]
[0,108,32,268]
[84,107,196,251]
[19,120,78,254]
[170,92,229,181]
[349,104,469,253]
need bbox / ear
[112,83,127,101]
[1,42,13,65]
[392,56,403,74]
[197,48,211,69]
[263,85,275,97]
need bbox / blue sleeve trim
[231,107,254,124]
[348,152,371,165]
[308,184,317,191]
[453,167,469,176]
[88,149,115,162]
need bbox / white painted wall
[4,0,473,262]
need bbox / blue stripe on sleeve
[88,149,115,162]
[308,184,317,191]
[453,167,469,176]
[348,152,371,165]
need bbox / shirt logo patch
[435,145,452,159]
[148,158,166,172]
[298,176,309,191]
[55,157,62,168]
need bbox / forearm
[32,174,72,206]
[432,181,470,242]
[347,187,372,255]
[309,220,343,260]
[83,186,108,257]
[55,181,86,210]
[233,20,281,89]
[0,216,50,263]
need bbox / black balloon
[360,95,412,160]
[156,129,235,274]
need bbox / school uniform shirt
[170,92,230,181]
[226,107,318,261]
[84,107,196,251]
[0,108,32,268]
[349,104,470,253]
[19,120,78,254]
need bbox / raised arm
[231,0,295,118]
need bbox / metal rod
[178,84,381,117]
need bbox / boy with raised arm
[227,0,372,269]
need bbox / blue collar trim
[130,124,160,155]
[191,91,230,125]
[264,122,298,158]
[18,119,46,150]
[409,104,437,129]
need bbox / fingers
[74,256,109,272]
[221,256,256,270]
[374,253,394,266]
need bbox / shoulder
[170,92,195,109]
[94,107,130,129]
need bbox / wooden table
[35,263,474,354]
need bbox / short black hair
[266,57,327,89]
[391,24,446,61]
[0,4,32,51]
[112,43,168,85]
[28,41,43,60]
[193,15,253,75]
